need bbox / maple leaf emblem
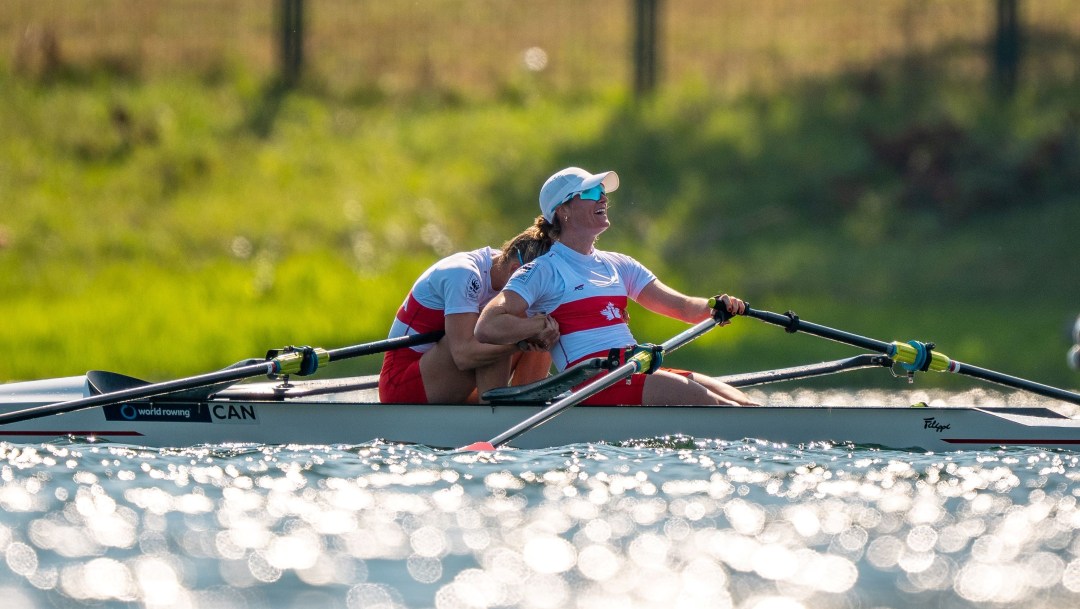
[601,302,622,321]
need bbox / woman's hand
[710,294,746,325]
[521,315,559,351]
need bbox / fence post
[993,0,1020,96]
[279,0,304,87]
[633,0,660,97]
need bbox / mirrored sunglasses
[564,184,605,204]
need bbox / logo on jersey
[573,284,585,291]
[516,261,537,284]
[467,276,481,299]
[601,302,623,321]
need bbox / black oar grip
[708,295,744,323]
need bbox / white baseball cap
[538,167,620,222]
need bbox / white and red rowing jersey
[387,247,497,352]
[504,242,656,371]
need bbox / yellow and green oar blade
[743,306,1080,407]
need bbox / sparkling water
[3,390,1080,608]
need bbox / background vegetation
[1,2,1078,393]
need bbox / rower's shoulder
[596,248,647,270]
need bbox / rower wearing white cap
[475,167,756,406]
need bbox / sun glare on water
[2,426,1080,607]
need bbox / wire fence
[3,1,1079,97]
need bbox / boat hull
[1,376,1079,450]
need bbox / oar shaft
[717,354,892,388]
[953,362,1080,405]
[486,359,640,448]
[744,308,892,353]
[484,317,719,448]
[327,331,443,362]
[746,306,1080,407]
[660,317,721,352]
[0,362,277,425]
[0,331,446,426]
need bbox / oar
[717,354,892,388]
[0,331,443,426]
[461,316,721,451]
[743,306,1080,406]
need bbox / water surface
[2,388,1080,608]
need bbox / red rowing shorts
[379,348,429,404]
[574,367,694,406]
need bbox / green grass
[2,59,1079,392]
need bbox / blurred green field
[1,3,1079,394]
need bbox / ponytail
[500,216,555,266]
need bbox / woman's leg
[474,351,551,403]
[683,372,759,405]
[473,355,514,404]
[419,342,547,404]
[418,339,485,403]
[509,351,552,386]
[641,370,751,406]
